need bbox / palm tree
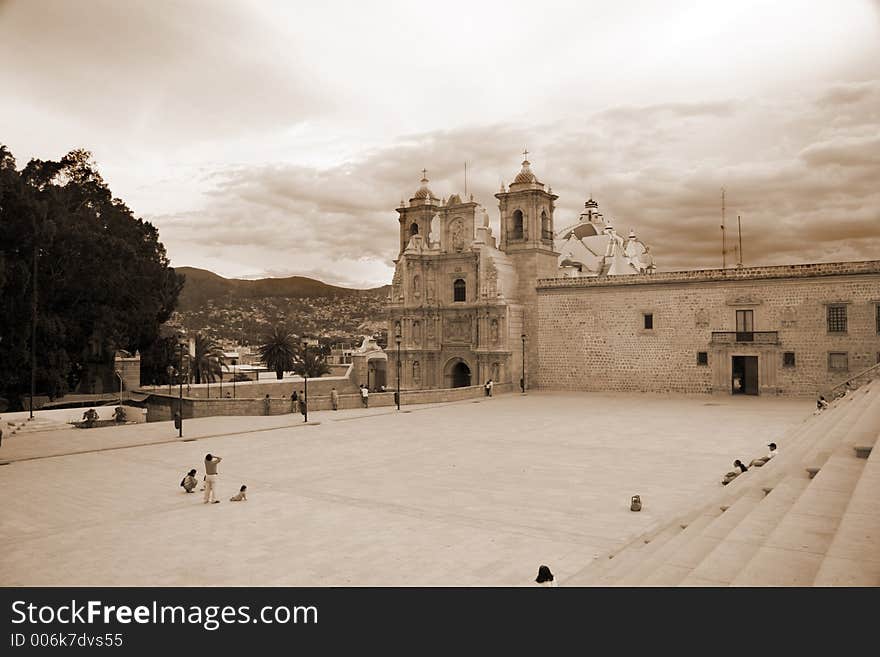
[258,326,296,379]
[193,334,224,384]
[292,342,331,379]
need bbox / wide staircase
[564,376,880,587]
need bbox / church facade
[387,157,560,391]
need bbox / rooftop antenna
[737,214,744,268]
[721,188,726,269]
[464,161,467,198]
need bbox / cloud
[144,79,880,285]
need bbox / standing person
[299,391,307,421]
[360,384,369,408]
[291,390,299,414]
[204,453,222,504]
[484,380,490,397]
[263,394,271,415]
[487,379,494,397]
[330,387,339,411]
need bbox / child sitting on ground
[180,469,198,493]
[230,485,247,502]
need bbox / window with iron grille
[783,352,796,367]
[828,352,848,371]
[876,304,880,334]
[696,352,708,366]
[643,313,653,330]
[827,305,847,333]
[453,278,466,302]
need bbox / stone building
[388,157,567,390]
[535,261,880,395]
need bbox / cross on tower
[421,168,428,180]
[522,148,529,160]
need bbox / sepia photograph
[1,0,878,646]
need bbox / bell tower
[496,151,558,255]
[495,152,559,391]
[396,171,439,254]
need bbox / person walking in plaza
[180,468,198,493]
[299,391,307,421]
[360,384,369,408]
[330,387,339,411]
[263,393,271,415]
[203,453,222,504]
[291,390,299,414]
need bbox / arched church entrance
[444,358,472,388]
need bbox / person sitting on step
[721,459,748,485]
[749,443,778,468]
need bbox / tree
[0,145,184,409]
[192,333,223,384]
[258,326,296,380]
[292,342,331,379]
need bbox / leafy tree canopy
[0,145,184,408]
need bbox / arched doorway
[442,358,471,388]
[452,362,470,387]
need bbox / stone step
[680,476,810,586]
[813,438,880,586]
[619,511,721,586]
[731,449,868,586]
[645,489,767,587]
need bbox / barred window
[783,352,796,367]
[876,305,880,334]
[696,351,708,366]
[827,305,847,333]
[828,352,848,371]
[643,313,654,330]
[453,278,466,302]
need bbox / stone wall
[142,383,514,421]
[535,261,880,396]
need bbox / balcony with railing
[710,331,779,345]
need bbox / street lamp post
[303,372,309,423]
[521,333,526,393]
[232,361,237,398]
[395,336,401,411]
[302,342,309,423]
[177,339,184,437]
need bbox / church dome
[412,172,436,201]
[513,159,537,184]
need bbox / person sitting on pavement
[749,443,778,468]
[721,459,748,485]
[535,565,557,587]
[230,485,247,502]
[180,469,198,493]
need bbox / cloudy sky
[2,0,879,287]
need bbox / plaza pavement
[0,392,813,586]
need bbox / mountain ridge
[175,266,390,311]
